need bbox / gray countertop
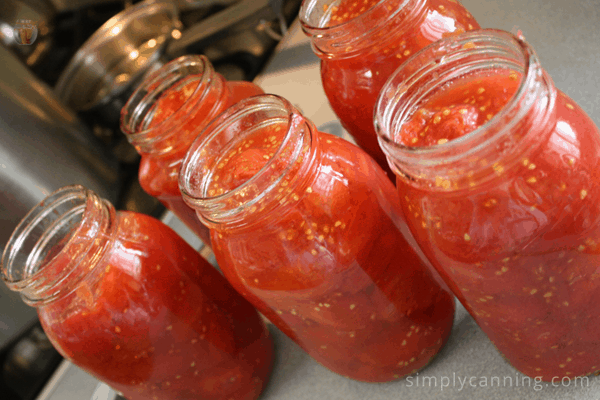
[39,0,600,399]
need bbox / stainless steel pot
[0,44,120,355]
[54,0,294,130]
[0,44,120,252]
[54,0,180,120]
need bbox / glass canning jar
[300,0,479,179]
[120,55,263,246]
[179,94,455,382]
[1,186,273,400]
[376,29,600,381]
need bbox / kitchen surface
[1,0,600,399]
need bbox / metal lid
[55,0,179,112]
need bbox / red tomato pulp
[124,60,263,245]
[195,116,456,382]
[308,0,480,178]
[38,212,273,400]
[395,70,600,380]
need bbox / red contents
[399,71,520,146]
[396,72,600,380]
[318,0,479,178]
[147,80,201,128]
[205,123,455,382]
[326,0,380,24]
[137,77,263,245]
[38,212,273,400]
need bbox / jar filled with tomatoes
[376,29,600,380]
[1,185,274,400]
[300,0,479,178]
[120,55,263,246]
[179,94,455,382]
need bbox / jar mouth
[375,29,555,180]
[120,55,215,148]
[300,0,387,29]
[1,186,109,305]
[300,0,418,58]
[179,94,313,226]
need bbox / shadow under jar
[375,29,600,381]
[1,186,273,400]
[178,94,455,382]
[120,55,264,247]
[299,0,479,180]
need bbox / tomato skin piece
[301,0,480,179]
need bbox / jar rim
[1,186,112,305]
[179,94,314,226]
[375,29,555,175]
[120,55,216,147]
[300,0,389,29]
[299,0,420,58]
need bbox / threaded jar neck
[179,94,317,229]
[120,55,225,155]
[375,29,557,191]
[300,0,427,59]
[1,186,116,306]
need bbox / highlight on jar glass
[1,186,274,400]
[375,28,600,381]
[120,55,263,247]
[179,94,456,382]
[299,0,479,179]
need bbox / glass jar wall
[300,0,479,179]
[376,29,600,380]
[120,55,263,246]
[179,94,455,382]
